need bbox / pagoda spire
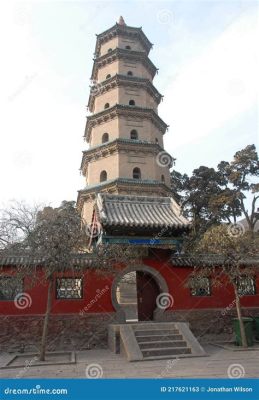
[118,16,126,25]
[78,20,172,224]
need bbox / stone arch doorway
[111,265,169,323]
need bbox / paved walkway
[0,344,258,379]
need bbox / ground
[0,344,258,379]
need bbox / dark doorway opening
[136,271,160,321]
[116,271,160,322]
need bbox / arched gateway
[111,265,169,323]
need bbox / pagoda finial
[118,16,126,26]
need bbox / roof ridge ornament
[118,16,126,26]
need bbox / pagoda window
[130,129,138,140]
[56,278,83,299]
[102,132,109,143]
[127,71,133,76]
[155,138,159,144]
[129,99,135,106]
[125,45,131,50]
[237,276,256,296]
[107,48,113,53]
[106,74,111,79]
[100,170,107,182]
[133,167,141,180]
[161,174,165,183]
[0,276,23,301]
[104,103,110,109]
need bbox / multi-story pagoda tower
[77,17,188,243]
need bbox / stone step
[142,347,192,358]
[135,329,179,336]
[108,322,207,362]
[143,354,194,361]
[136,334,183,342]
[138,340,187,349]
[131,322,178,329]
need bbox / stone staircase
[108,322,206,361]
[135,326,191,359]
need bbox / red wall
[143,257,259,310]
[0,268,114,315]
[1,258,259,316]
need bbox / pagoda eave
[77,179,172,211]
[87,74,162,112]
[91,48,158,81]
[94,23,153,57]
[80,139,169,176]
[84,104,168,142]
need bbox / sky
[0,0,258,208]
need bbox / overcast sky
[0,0,258,208]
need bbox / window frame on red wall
[0,276,24,301]
[237,275,256,296]
[190,276,211,297]
[55,277,84,300]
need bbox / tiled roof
[77,179,173,211]
[170,255,259,267]
[78,178,172,192]
[96,194,190,229]
[0,253,98,267]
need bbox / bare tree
[0,200,42,250]
[0,201,88,360]
[189,225,258,347]
[0,201,143,360]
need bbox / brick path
[0,344,258,379]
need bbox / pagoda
[77,17,189,247]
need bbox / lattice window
[190,277,211,296]
[237,276,256,296]
[0,277,23,300]
[56,278,83,299]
